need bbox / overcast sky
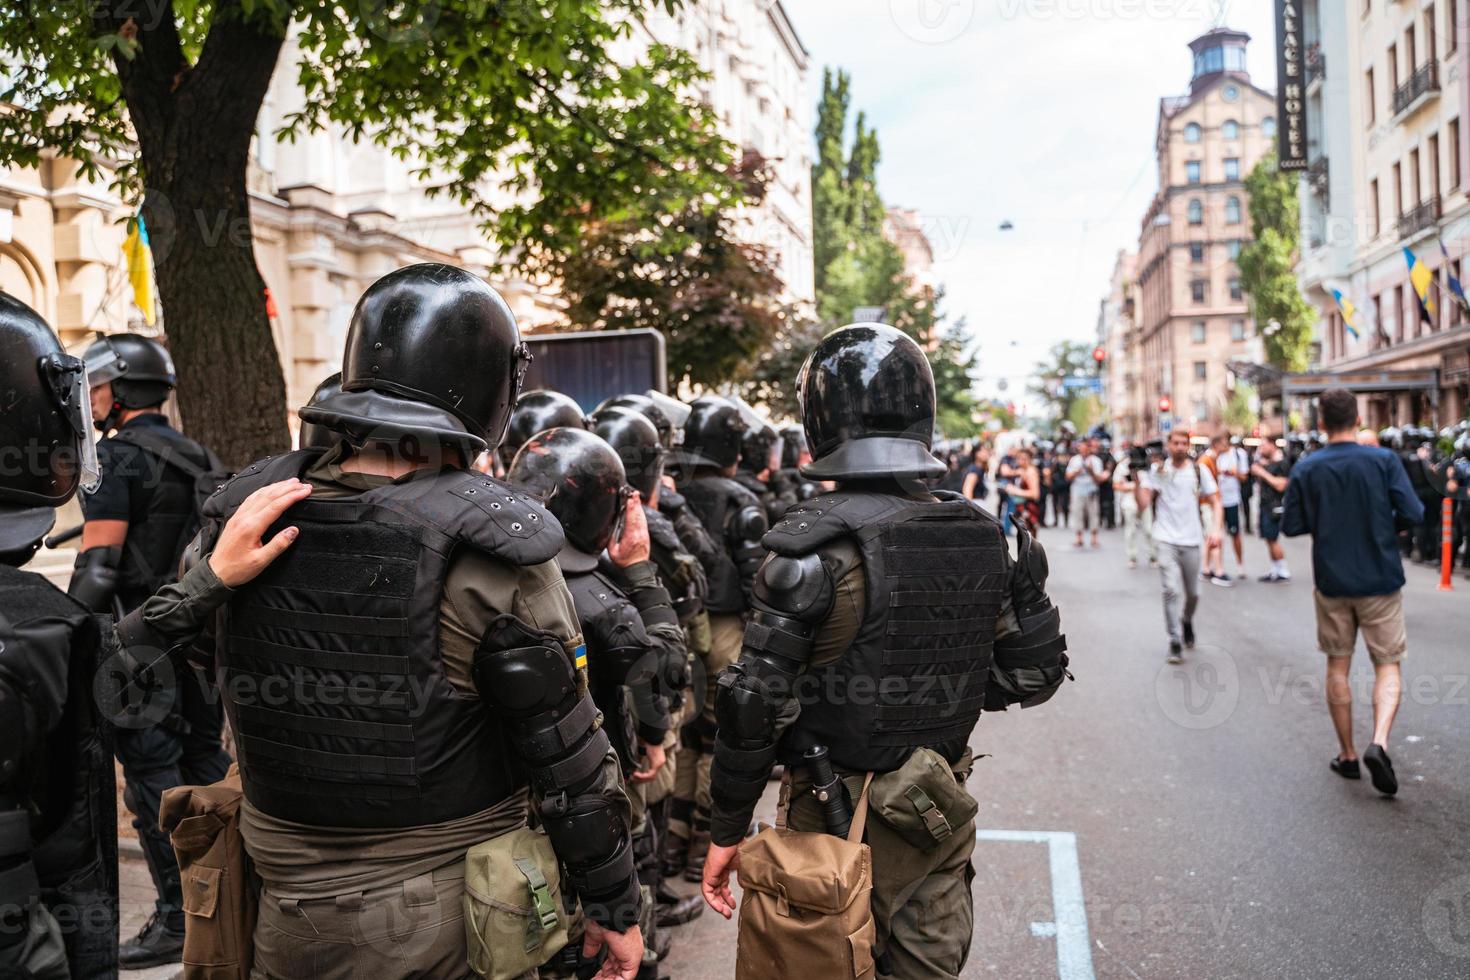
[782,0,1278,412]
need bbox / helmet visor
[45,352,102,493]
[84,339,127,387]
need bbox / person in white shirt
[1065,439,1106,549]
[1206,433,1249,582]
[1113,444,1157,569]
[1136,429,1225,662]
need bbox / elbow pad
[68,545,121,614]
[987,532,1070,711]
[473,615,639,928]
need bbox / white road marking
[975,829,1096,980]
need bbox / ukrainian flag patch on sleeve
[573,644,587,670]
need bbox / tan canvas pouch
[462,826,570,979]
[868,747,979,852]
[734,773,877,980]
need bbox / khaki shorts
[1314,590,1407,665]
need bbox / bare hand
[630,741,666,784]
[702,843,741,919]
[607,492,650,567]
[1206,531,1222,551]
[582,920,643,980]
[207,480,312,588]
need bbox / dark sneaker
[1363,744,1399,796]
[1329,756,1361,780]
[1209,573,1234,588]
[119,912,184,970]
[1182,622,1196,649]
[656,885,705,927]
[1167,642,1184,664]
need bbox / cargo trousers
[781,769,978,980]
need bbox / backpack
[110,426,234,579]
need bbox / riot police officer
[733,415,793,524]
[509,426,689,977]
[69,331,232,968]
[297,371,342,449]
[700,324,1071,980]
[124,265,645,978]
[591,407,708,927]
[771,424,819,506]
[497,388,587,471]
[667,395,768,881]
[0,293,118,979]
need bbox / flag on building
[1327,286,1361,340]
[1437,238,1470,316]
[1323,278,1373,342]
[123,213,157,326]
[1403,246,1437,325]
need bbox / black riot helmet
[780,425,809,469]
[596,393,674,450]
[298,372,343,450]
[677,395,745,470]
[591,407,666,501]
[299,263,530,456]
[740,421,782,475]
[507,427,627,557]
[0,293,100,557]
[84,331,177,429]
[798,323,945,481]
[502,390,587,463]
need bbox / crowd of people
[1,267,1072,980]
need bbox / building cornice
[765,1,809,69]
[1326,324,1470,372]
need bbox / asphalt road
[661,526,1470,980]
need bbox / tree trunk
[105,2,291,468]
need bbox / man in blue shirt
[1282,388,1424,797]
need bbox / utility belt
[671,593,704,623]
[0,808,39,951]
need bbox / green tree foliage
[1238,154,1317,372]
[1222,383,1259,434]
[0,0,733,463]
[1029,340,1099,427]
[556,152,787,390]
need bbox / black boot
[118,911,185,970]
[657,882,705,927]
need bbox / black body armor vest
[680,475,762,614]
[644,505,704,623]
[765,492,1007,773]
[0,567,117,978]
[561,567,648,775]
[205,451,562,829]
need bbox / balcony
[1392,60,1440,117]
[1307,156,1329,200]
[1305,43,1325,88]
[1397,195,1442,239]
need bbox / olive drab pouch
[160,765,258,980]
[868,748,979,853]
[463,826,570,979]
[734,774,877,980]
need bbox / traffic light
[1158,396,1172,414]
[1092,346,1106,364]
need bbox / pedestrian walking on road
[1113,445,1156,569]
[1135,429,1224,663]
[1250,438,1292,582]
[1066,439,1105,549]
[1281,388,1424,797]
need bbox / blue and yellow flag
[1437,238,1470,316]
[1403,246,1437,324]
[1328,287,1361,340]
[123,213,157,326]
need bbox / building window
[1184,122,1202,142]
[1187,199,1204,224]
[1411,147,1422,204]
[1452,0,1460,55]
[1371,178,1381,235]
[1430,132,1441,198]
[1229,277,1243,300]
[1190,242,1205,262]
[1192,321,1208,343]
[1194,361,1208,381]
[1263,116,1276,138]
[1389,43,1399,92]
[1231,319,1247,341]
[1426,4,1437,62]
[1228,240,1242,260]
[1451,119,1461,189]
[1186,160,1202,184]
[1193,399,1210,421]
[1191,280,1208,303]
[1394,161,1404,216]
[1225,195,1242,224]
[1364,69,1375,127]
[1224,157,1240,180]
[1222,119,1239,140]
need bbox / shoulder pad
[762,491,908,556]
[932,490,1005,527]
[202,450,321,520]
[657,487,687,511]
[644,506,683,553]
[567,570,646,647]
[380,471,564,567]
[732,504,768,543]
[753,552,832,620]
